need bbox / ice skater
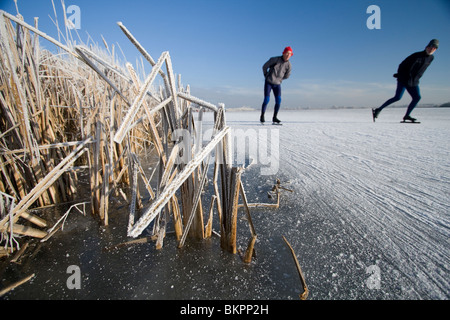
[260,46,293,124]
[372,39,439,123]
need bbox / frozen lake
[2,107,449,300]
[225,107,450,299]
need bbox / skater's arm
[396,52,423,85]
[411,55,434,83]
[262,57,277,78]
[397,52,418,78]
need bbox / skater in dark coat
[260,46,293,124]
[372,39,439,123]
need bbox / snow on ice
[224,107,450,299]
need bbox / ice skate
[372,108,380,122]
[260,114,265,124]
[401,115,420,124]
[272,116,282,125]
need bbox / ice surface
[2,107,449,300]
[224,107,450,299]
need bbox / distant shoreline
[225,103,450,112]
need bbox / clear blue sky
[1,0,449,108]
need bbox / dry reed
[0,4,262,264]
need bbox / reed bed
[0,6,264,264]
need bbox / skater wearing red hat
[260,46,293,124]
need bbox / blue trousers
[261,81,282,115]
[378,82,421,117]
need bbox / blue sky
[1,0,449,109]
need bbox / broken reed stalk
[220,167,243,254]
[239,180,257,263]
[237,178,291,209]
[128,126,230,238]
[282,236,309,300]
[0,273,35,297]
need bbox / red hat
[283,46,293,55]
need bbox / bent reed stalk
[0,5,268,265]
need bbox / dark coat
[395,50,434,87]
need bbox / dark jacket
[263,56,292,85]
[395,50,434,87]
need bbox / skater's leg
[261,96,270,114]
[272,85,282,122]
[261,82,272,122]
[274,96,281,116]
[377,82,405,112]
[404,86,421,118]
